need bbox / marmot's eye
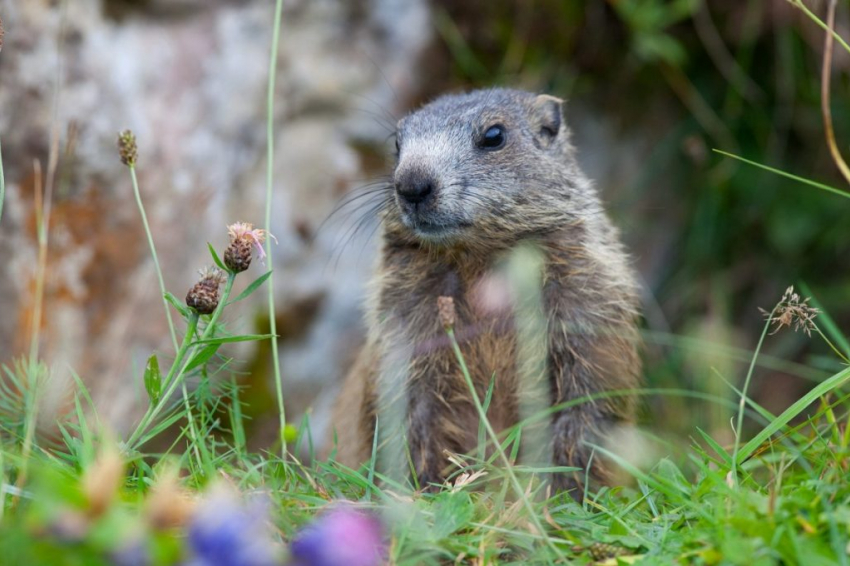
[394,136,400,154]
[479,124,506,150]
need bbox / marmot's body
[331,89,640,496]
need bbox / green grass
[1,266,849,564]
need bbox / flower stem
[816,327,850,365]
[129,165,178,351]
[731,304,778,482]
[0,136,5,225]
[126,311,199,449]
[265,0,287,462]
[128,272,237,450]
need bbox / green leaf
[164,292,191,318]
[144,354,162,403]
[208,243,227,271]
[227,271,273,306]
[191,334,275,346]
[184,343,220,373]
[432,491,474,540]
[736,365,850,464]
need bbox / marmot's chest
[398,293,524,435]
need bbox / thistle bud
[224,238,253,273]
[437,296,456,331]
[224,222,276,272]
[186,267,226,315]
[117,130,138,167]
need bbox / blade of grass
[737,365,850,464]
[714,149,850,199]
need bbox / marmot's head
[384,88,592,250]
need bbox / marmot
[330,88,640,497]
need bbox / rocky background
[1,0,848,447]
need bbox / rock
[0,0,431,435]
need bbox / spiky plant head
[186,266,226,314]
[117,130,138,167]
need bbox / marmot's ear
[530,94,564,147]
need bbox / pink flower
[227,222,277,264]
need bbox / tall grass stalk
[730,304,777,481]
[0,137,5,224]
[128,166,178,351]
[265,0,287,460]
[445,328,564,564]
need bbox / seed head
[759,285,820,337]
[225,222,276,271]
[437,295,456,331]
[82,445,125,518]
[586,542,626,561]
[117,130,138,167]
[186,266,226,315]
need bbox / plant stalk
[129,166,178,351]
[265,0,287,461]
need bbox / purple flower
[289,507,385,566]
[186,487,281,566]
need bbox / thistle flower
[224,222,277,272]
[759,285,820,337]
[289,507,385,566]
[437,295,456,331]
[185,485,281,566]
[117,130,138,167]
[186,266,227,315]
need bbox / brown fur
[329,89,641,497]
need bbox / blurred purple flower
[185,487,281,566]
[111,540,150,566]
[289,507,385,566]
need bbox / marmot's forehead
[400,88,536,134]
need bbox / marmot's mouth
[406,216,471,240]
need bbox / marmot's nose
[396,177,434,205]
